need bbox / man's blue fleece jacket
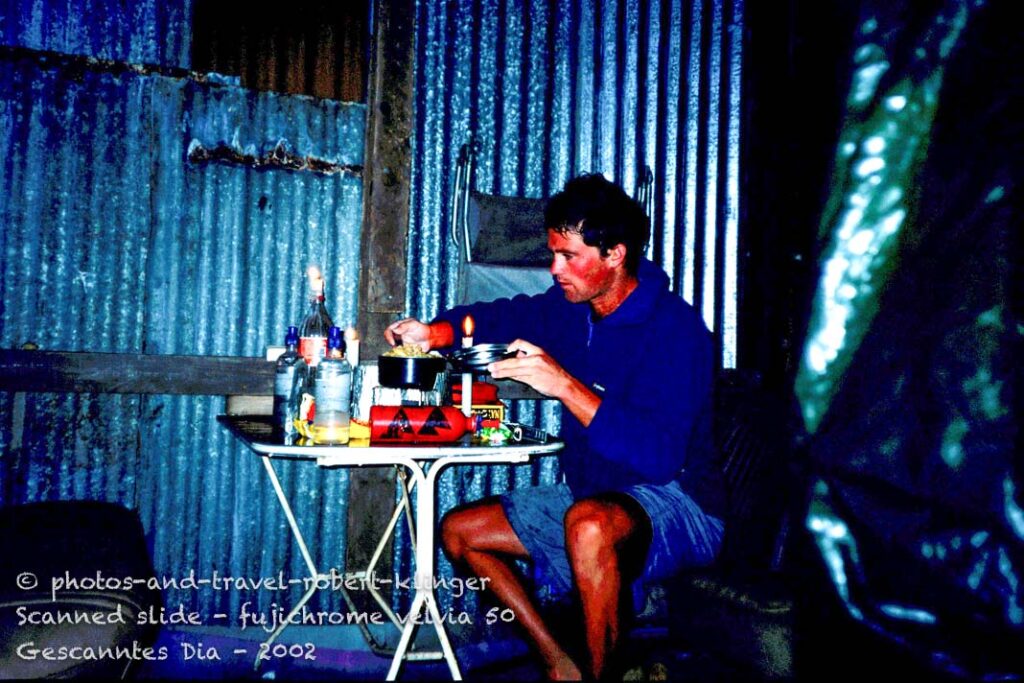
[435,258,726,520]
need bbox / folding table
[218,414,562,680]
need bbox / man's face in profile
[547,229,617,305]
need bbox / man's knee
[440,500,513,561]
[440,507,472,561]
[564,499,623,558]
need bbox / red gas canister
[369,405,499,443]
[450,380,499,403]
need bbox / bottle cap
[285,326,299,346]
[328,326,344,351]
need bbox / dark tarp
[793,0,1021,678]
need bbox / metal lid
[447,343,516,373]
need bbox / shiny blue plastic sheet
[795,1,1021,676]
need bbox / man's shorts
[500,481,724,605]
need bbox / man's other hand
[384,318,432,351]
[384,318,455,352]
[487,340,572,398]
[490,340,601,426]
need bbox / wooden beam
[0,349,273,395]
[357,0,416,360]
[349,0,418,607]
[0,350,546,400]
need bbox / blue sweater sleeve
[584,321,713,485]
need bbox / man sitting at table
[384,173,725,680]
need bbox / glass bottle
[273,326,303,437]
[313,326,351,443]
[299,272,333,367]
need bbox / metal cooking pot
[377,354,446,389]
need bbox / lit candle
[460,315,474,417]
[344,327,360,369]
[307,266,323,297]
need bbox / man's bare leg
[564,497,650,679]
[441,500,582,680]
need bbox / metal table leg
[258,456,325,667]
[347,466,418,634]
[259,457,410,665]
[386,459,462,681]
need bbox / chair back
[449,140,655,304]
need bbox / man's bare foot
[546,655,583,681]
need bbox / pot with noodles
[378,343,447,389]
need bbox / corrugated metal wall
[407,0,742,368]
[0,0,193,69]
[0,43,366,617]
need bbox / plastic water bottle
[313,326,351,443]
[273,326,303,437]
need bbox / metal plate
[447,343,516,373]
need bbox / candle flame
[307,266,323,295]
[461,315,475,337]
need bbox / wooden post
[350,0,416,596]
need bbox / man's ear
[605,243,627,268]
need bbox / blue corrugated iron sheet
[407,0,742,368]
[0,0,193,69]
[0,49,366,615]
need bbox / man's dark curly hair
[544,173,650,276]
